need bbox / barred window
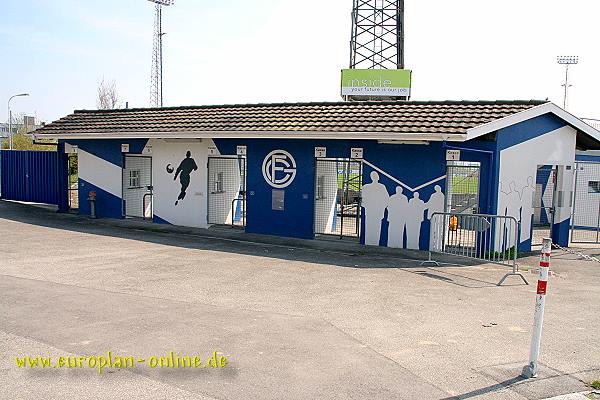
[212,172,224,193]
[588,181,600,193]
[129,170,140,188]
[316,175,326,199]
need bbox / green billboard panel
[341,69,412,97]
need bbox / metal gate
[0,150,60,205]
[532,165,556,245]
[446,161,480,214]
[67,153,79,211]
[314,158,362,238]
[122,155,152,218]
[571,161,600,243]
[207,156,246,226]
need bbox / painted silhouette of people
[495,181,510,252]
[504,181,522,247]
[426,185,445,220]
[387,186,409,248]
[520,176,536,242]
[406,192,426,249]
[362,171,389,246]
[425,185,446,251]
[174,150,198,205]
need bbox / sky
[0,0,598,124]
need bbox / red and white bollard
[522,237,552,378]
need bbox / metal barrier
[142,191,153,220]
[422,212,528,286]
[231,196,245,228]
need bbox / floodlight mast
[148,0,174,107]
[349,0,404,70]
[347,0,405,102]
[557,55,578,110]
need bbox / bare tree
[97,78,120,109]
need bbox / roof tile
[33,100,548,137]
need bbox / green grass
[337,173,361,190]
[591,379,600,390]
[486,246,517,260]
[332,172,477,193]
[451,175,479,195]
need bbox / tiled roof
[33,100,548,137]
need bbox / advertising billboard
[341,69,412,97]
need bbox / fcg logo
[262,150,297,188]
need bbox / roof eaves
[465,102,600,146]
[32,129,469,142]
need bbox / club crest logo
[262,150,297,188]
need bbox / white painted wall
[149,138,212,228]
[77,148,122,198]
[497,126,576,248]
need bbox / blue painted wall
[57,142,70,212]
[496,114,566,151]
[215,139,464,249]
[65,139,149,219]
[443,139,497,215]
[78,178,122,218]
[66,139,148,167]
[575,153,600,163]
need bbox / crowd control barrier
[422,212,528,286]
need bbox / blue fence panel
[0,150,60,205]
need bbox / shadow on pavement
[0,199,509,286]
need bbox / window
[212,172,224,193]
[129,170,140,188]
[316,175,326,199]
[588,181,600,193]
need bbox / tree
[97,78,120,110]
[1,112,56,151]
[3,133,56,151]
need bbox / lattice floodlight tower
[349,0,404,70]
[149,0,174,108]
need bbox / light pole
[7,93,29,150]
[557,56,578,110]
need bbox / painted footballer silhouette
[169,150,198,205]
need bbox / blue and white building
[32,100,600,252]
